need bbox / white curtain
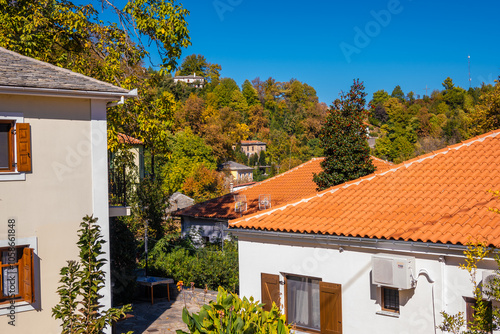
[287,276,321,330]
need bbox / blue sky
[100,0,499,104]
[173,0,499,104]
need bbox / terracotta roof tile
[176,156,392,220]
[117,133,143,145]
[230,130,500,247]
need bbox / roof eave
[0,85,137,101]
[231,228,473,255]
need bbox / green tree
[52,215,131,334]
[178,54,208,76]
[242,79,260,106]
[259,150,267,166]
[181,164,228,203]
[313,79,375,190]
[161,128,217,194]
[0,0,190,80]
[391,85,405,101]
[470,80,500,136]
[212,78,241,108]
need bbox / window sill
[376,310,400,318]
[0,172,26,181]
[0,300,34,315]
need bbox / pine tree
[313,79,375,190]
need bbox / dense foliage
[178,287,291,334]
[370,78,500,163]
[314,79,374,190]
[149,234,239,292]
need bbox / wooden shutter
[261,273,280,311]
[16,123,31,172]
[320,282,342,334]
[20,248,34,303]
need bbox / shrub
[149,235,239,292]
[177,287,291,334]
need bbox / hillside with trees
[370,78,499,163]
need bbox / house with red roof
[175,156,392,243]
[229,130,500,334]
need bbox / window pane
[286,276,321,330]
[0,123,11,169]
[383,288,399,311]
[2,266,19,297]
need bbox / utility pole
[468,55,472,88]
[424,85,430,96]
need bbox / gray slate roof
[220,161,253,171]
[168,192,195,213]
[0,47,129,94]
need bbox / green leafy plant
[52,215,132,334]
[177,287,291,334]
[438,242,496,333]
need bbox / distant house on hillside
[232,140,267,157]
[173,73,204,88]
[220,161,254,184]
[175,157,393,243]
[230,130,500,334]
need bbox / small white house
[0,47,135,333]
[230,130,500,334]
[173,73,205,88]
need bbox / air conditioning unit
[482,270,500,298]
[234,195,247,213]
[258,194,271,210]
[372,254,415,290]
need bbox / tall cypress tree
[313,79,375,190]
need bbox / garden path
[114,287,218,334]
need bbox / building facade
[0,47,135,333]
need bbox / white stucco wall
[0,94,111,333]
[237,233,499,334]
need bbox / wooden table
[136,276,174,305]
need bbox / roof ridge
[230,130,500,226]
[0,47,129,93]
[237,157,324,192]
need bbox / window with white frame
[0,114,31,179]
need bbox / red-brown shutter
[16,123,31,172]
[21,248,34,303]
[261,273,280,311]
[320,282,342,334]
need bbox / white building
[173,73,205,88]
[0,47,135,333]
[230,130,500,334]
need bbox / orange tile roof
[176,156,393,220]
[229,130,500,247]
[117,132,143,145]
